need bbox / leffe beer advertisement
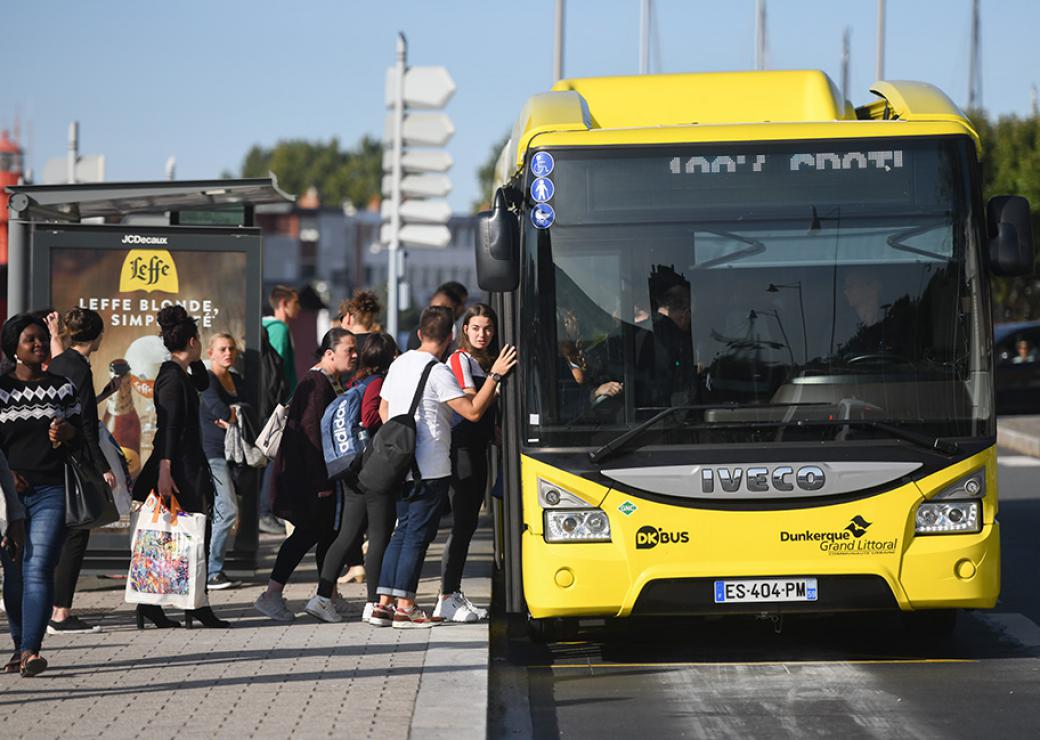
[31,224,263,557]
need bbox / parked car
[995,321,1040,415]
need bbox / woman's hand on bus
[491,345,518,378]
[594,381,623,399]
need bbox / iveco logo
[121,234,168,245]
[701,466,825,494]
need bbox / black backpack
[259,323,290,420]
[351,360,436,496]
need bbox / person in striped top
[0,313,81,677]
[435,304,500,623]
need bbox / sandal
[19,653,47,677]
[2,651,19,674]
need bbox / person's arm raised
[446,345,517,422]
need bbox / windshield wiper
[587,403,828,464]
[588,411,959,464]
[807,418,961,456]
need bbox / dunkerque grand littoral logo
[845,515,872,539]
[119,249,179,293]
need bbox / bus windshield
[520,137,992,449]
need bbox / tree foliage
[239,136,383,209]
[971,109,1040,321]
[472,133,511,213]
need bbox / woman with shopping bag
[131,306,229,629]
[0,313,81,677]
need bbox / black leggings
[270,496,336,586]
[317,483,396,603]
[441,445,488,595]
[53,528,90,610]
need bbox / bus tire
[527,617,579,643]
[901,609,958,638]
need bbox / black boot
[136,604,182,629]
[184,606,230,629]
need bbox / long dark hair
[355,333,398,380]
[315,327,352,360]
[457,303,498,372]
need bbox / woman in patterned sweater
[0,313,81,677]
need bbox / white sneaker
[362,602,376,624]
[305,595,343,623]
[433,592,487,623]
[255,591,294,622]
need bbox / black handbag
[65,453,119,529]
[352,360,436,498]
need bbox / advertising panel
[30,224,263,568]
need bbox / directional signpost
[383,33,456,338]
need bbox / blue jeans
[207,458,238,578]
[377,478,450,600]
[1,484,66,653]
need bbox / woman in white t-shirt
[434,304,499,623]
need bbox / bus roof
[496,70,977,186]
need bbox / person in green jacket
[262,285,301,393]
[259,285,300,535]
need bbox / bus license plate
[713,578,818,604]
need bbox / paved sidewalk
[997,415,1040,457]
[0,520,492,740]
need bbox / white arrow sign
[385,66,456,109]
[381,223,452,248]
[381,198,452,224]
[384,112,455,147]
[382,149,454,173]
[381,173,452,198]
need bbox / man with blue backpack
[306,334,399,622]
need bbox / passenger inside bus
[836,271,913,362]
[556,307,623,418]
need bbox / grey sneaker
[258,515,286,535]
[255,591,294,622]
[305,595,342,623]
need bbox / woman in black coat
[132,305,227,629]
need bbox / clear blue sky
[5,0,1038,212]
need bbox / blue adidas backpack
[321,375,378,481]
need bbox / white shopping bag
[98,424,133,516]
[124,493,207,610]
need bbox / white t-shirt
[380,350,465,480]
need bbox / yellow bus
[476,70,1034,641]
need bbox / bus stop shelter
[5,177,294,573]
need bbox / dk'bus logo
[636,525,690,549]
[120,249,179,294]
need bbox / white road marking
[975,612,1040,647]
[997,455,1040,467]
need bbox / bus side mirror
[987,195,1035,276]
[475,188,520,292]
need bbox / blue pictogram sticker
[531,151,555,178]
[531,203,555,229]
[531,177,555,203]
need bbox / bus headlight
[915,501,981,534]
[544,509,612,543]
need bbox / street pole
[7,194,30,317]
[67,121,78,184]
[554,0,565,82]
[875,0,885,81]
[841,27,851,101]
[755,0,766,71]
[640,0,650,74]
[387,33,406,341]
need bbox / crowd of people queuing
[0,279,514,676]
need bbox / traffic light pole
[387,32,407,341]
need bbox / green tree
[472,133,511,213]
[238,136,383,208]
[970,109,1040,320]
